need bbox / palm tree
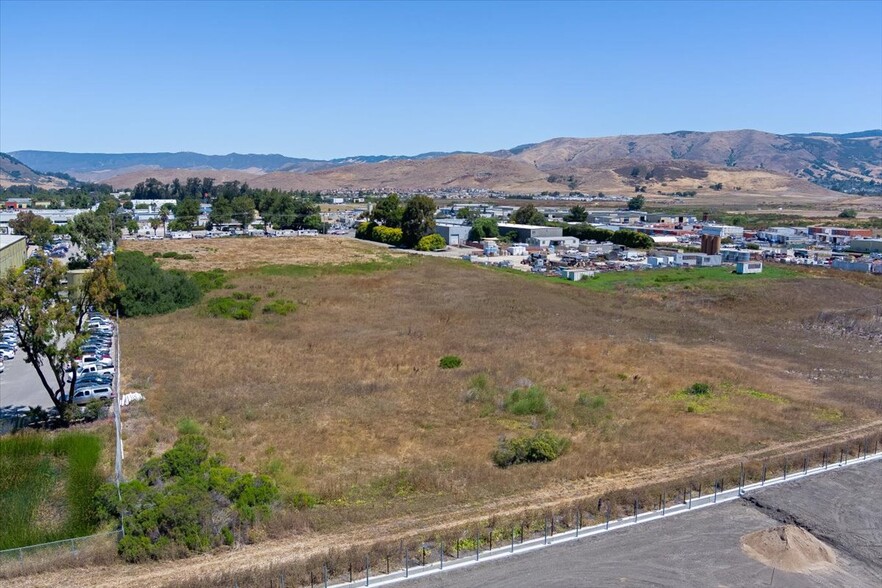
[149,218,161,236]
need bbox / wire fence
[199,431,882,588]
[0,529,122,578]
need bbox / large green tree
[370,193,404,228]
[230,196,256,227]
[510,205,546,225]
[9,210,56,247]
[401,195,437,247]
[469,217,499,241]
[627,196,645,211]
[66,210,121,259]
[564,206,588,222]
[170,199,201,231]
[0,255,122,419]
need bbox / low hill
[10,129,881,197]
[0,152,72,190]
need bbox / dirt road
[9,420,882,588]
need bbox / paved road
[401,461,882,588]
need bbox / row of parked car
[67,312,116,406]
[0,323,17,373]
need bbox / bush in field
[114,251,202,316]
[685,382,711,396]
[491,431,570,468]
[262,299,297,316]
[96,434,278,562]
[439,355,462,369]
[190,268,228,292]
[205,293,259,320]
[415,234,446,251]
[505,386,552,415]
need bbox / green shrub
[439,355,462,369]
[415,234,446,251]
[355,221,404,245]
[371,225,404,245]
[115,251,202,317]
[262,299,297,316]
[205,293,259,320]
[686,382,711,396]
[505,386,551,415]
[96,434,278,562]
[177,418,201,435]
[190,268,228,292]
[492,431,570,468]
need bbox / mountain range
[5,129,881,197]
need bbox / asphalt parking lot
[0,349,55,410]
[405,461,882,588]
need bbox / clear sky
[1,0,880,158]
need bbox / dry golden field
[122,236,389,271]
[115,237,882,535]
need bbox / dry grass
[115,245,882,535]
[119,236,394,272]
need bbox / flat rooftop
[0,234,26,248]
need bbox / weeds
[438,355,462,369]
[205,293,260,320]
[262,299,297,316]
[505,386,552,416]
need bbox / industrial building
[434,222,472,246]
[497,223,563,242]
[849,238,882,254]
[0,234,27,275]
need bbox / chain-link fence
[0,529,121,580]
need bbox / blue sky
[1,0,880,158]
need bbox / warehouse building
[0,234,27,276]
[497,223,562,243]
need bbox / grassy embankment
[0,432,105,549]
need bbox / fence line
[212,432,881,588]
[0,529,122,561]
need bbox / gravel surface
[405,461,882,588]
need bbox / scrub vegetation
[116,239,882,547]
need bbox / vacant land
[122,236,390,271]
[0,432,104,549]
[110,238,882,534]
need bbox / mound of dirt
[741,525,836,573]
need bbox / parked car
[0,346,14,360]
[75,374,113,387]
[71,364,114,380]
[0,360,4,373]
[72,386,113,406]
